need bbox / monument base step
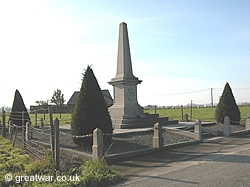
[166,120,179,125]
[112,117,178,129]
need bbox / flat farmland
[145,106,250,123]
[2,106,250,125]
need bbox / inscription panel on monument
[115,86,124,104]
[127,87,134,102]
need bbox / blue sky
[0,0,249,108]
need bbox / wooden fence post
[35,111,38,127]
[224,116,231,136]
[40,118,44,128]
[92,128,103,161]
[194,119,203,142]
[245,114,250,130]
[153,122,163,149]
[49,107,55,159]
[54,118,60,170]
[2,109,6,138]
[9,120,12,133]
[12,126,18,147]
[22,111,26,148]
[9,121,14,141]
[26,121,31,142]
[190,100,193,121]
[181,105,184,121]
[0,120,1,137]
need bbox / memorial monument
[109,22,173,129]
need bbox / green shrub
[80,159,123,186]
[215,82,241,124]
[71,66,113,146]
[9,89,30,126]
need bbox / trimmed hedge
[71,66,113,145]
[215,82,240,124]
[9,90,30,126]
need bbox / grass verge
[0,136,123,186]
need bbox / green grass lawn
[145,106,250,123]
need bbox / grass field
[145,106,250,123]
[28,113,72,125]
[3,113,72,126]
[2,106,250,125]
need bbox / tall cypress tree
[71,66,113,145]
[9,90,30,126]
[215,82,240,124]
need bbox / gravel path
[107,129,194,155]
[206,123,245,132]
[105,123,246,155]
[55,128,195,154]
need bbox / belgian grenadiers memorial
[109,22,175,129]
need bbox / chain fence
[1,106,249,169]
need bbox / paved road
[112,134,250,186]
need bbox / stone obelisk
[109,22,143,129]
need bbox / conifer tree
[71,66,113,145]
[9,90,30,126]
[215,82,240,124]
